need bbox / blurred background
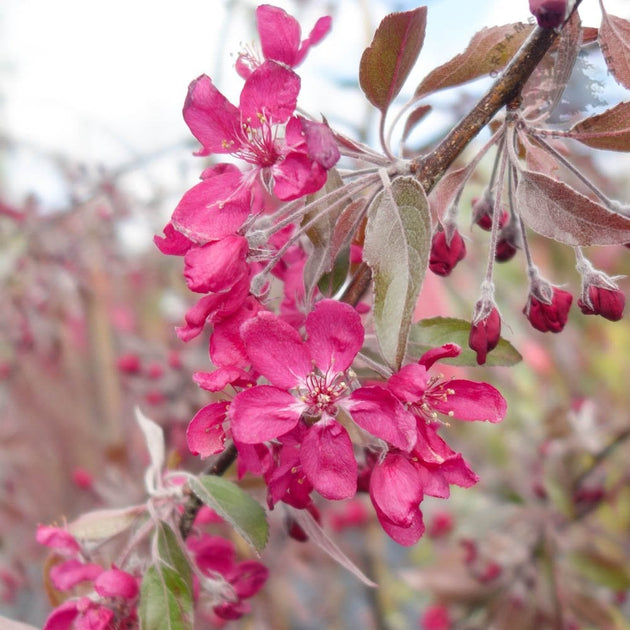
[2,0,630,627]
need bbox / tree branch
[343,24,562,306]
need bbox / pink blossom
[229,300,364,500]
[49,560,103,591]
[236,5,332,78]
[187,401,229,458]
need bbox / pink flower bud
[468,307,501,365]
[578,285,625,321]
[421,604,452,630]
[429,228,466,276]
[529,0,567,29]
[94,568,139,600]
[523,286,572,333]
[116,352,141,374]
[471,196,508,232]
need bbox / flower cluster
[154,4,507,557]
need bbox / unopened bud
[578,284,625,321]
[429,227,466,276]
[524,286,572,333]
[472,195,508,232]
[469,306,501,365]
[529,0,568,29]
[494,222,520,263]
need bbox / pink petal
[305,300,364,373]
[346,387,416,451]
[273,152,327,200]
[183,74,241,156]
[300,419,357,500]
[295,15,333,65]
[153,222,195,256]
[431,380,507,423]
[369,453,423,524]
[375,504,425,547]
[299,118,340,169]
[257,5,301,66]
[43,599,82,630]
[418,343,461,370]
[172,168,251,243]
[188,534,235,574]
[387,363,429,403]
[50,560,103,591]
[229,560,269,599]
[235,442,273,479]
[240,311,311,388]
[94,568,139,600]
[239,61,300,126]
[184,235,249,294]
[229,386,302,443]
[75,605,114,630]
[36,525,80,554]
[193,367,255,392]
[210,297,263,368]
[186,402,229,458]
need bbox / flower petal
[273,151,327,201]
[369,453,423,524]
[229,386,301,443]
[387,363,429,403]
[240,311,311,388]
[183,74,241,156]
[300,419,357,500]
[347,387,416,451]
[305,300,364,373]
[240,61,300,125]
[431,380,507,423]
[374,504,425,547]
[257,5,301,67]
[418,343,461,370]
[186,402,229,458]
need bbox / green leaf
[359,7,428,113]
[364,176,431,371]
[139,566,194,630]
[189,475,268,553]
[139,522,194,630]
[408,317,522,367]
[156,521,193,587]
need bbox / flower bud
[494,222,520,263]
[529,0,568,29]
[429,227,466,276]
[471,196,508,232]
[578,284,625,321]
[523,286,572,333]
[469,306,501,365]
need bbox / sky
[1,0,628,209]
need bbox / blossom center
[232,115,281,168]
[299,371,348,420]
[410,375,455,421]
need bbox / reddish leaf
[516,170,630,246]
[521,12,581,121]
[414,23,533,99]
[519,132,560,175]
[402,104,432,144]
[427,166,469,218]
[359,7,428,113]
[567,101,630,151]
[599,8,630,90]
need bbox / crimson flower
[578,284,625,321]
